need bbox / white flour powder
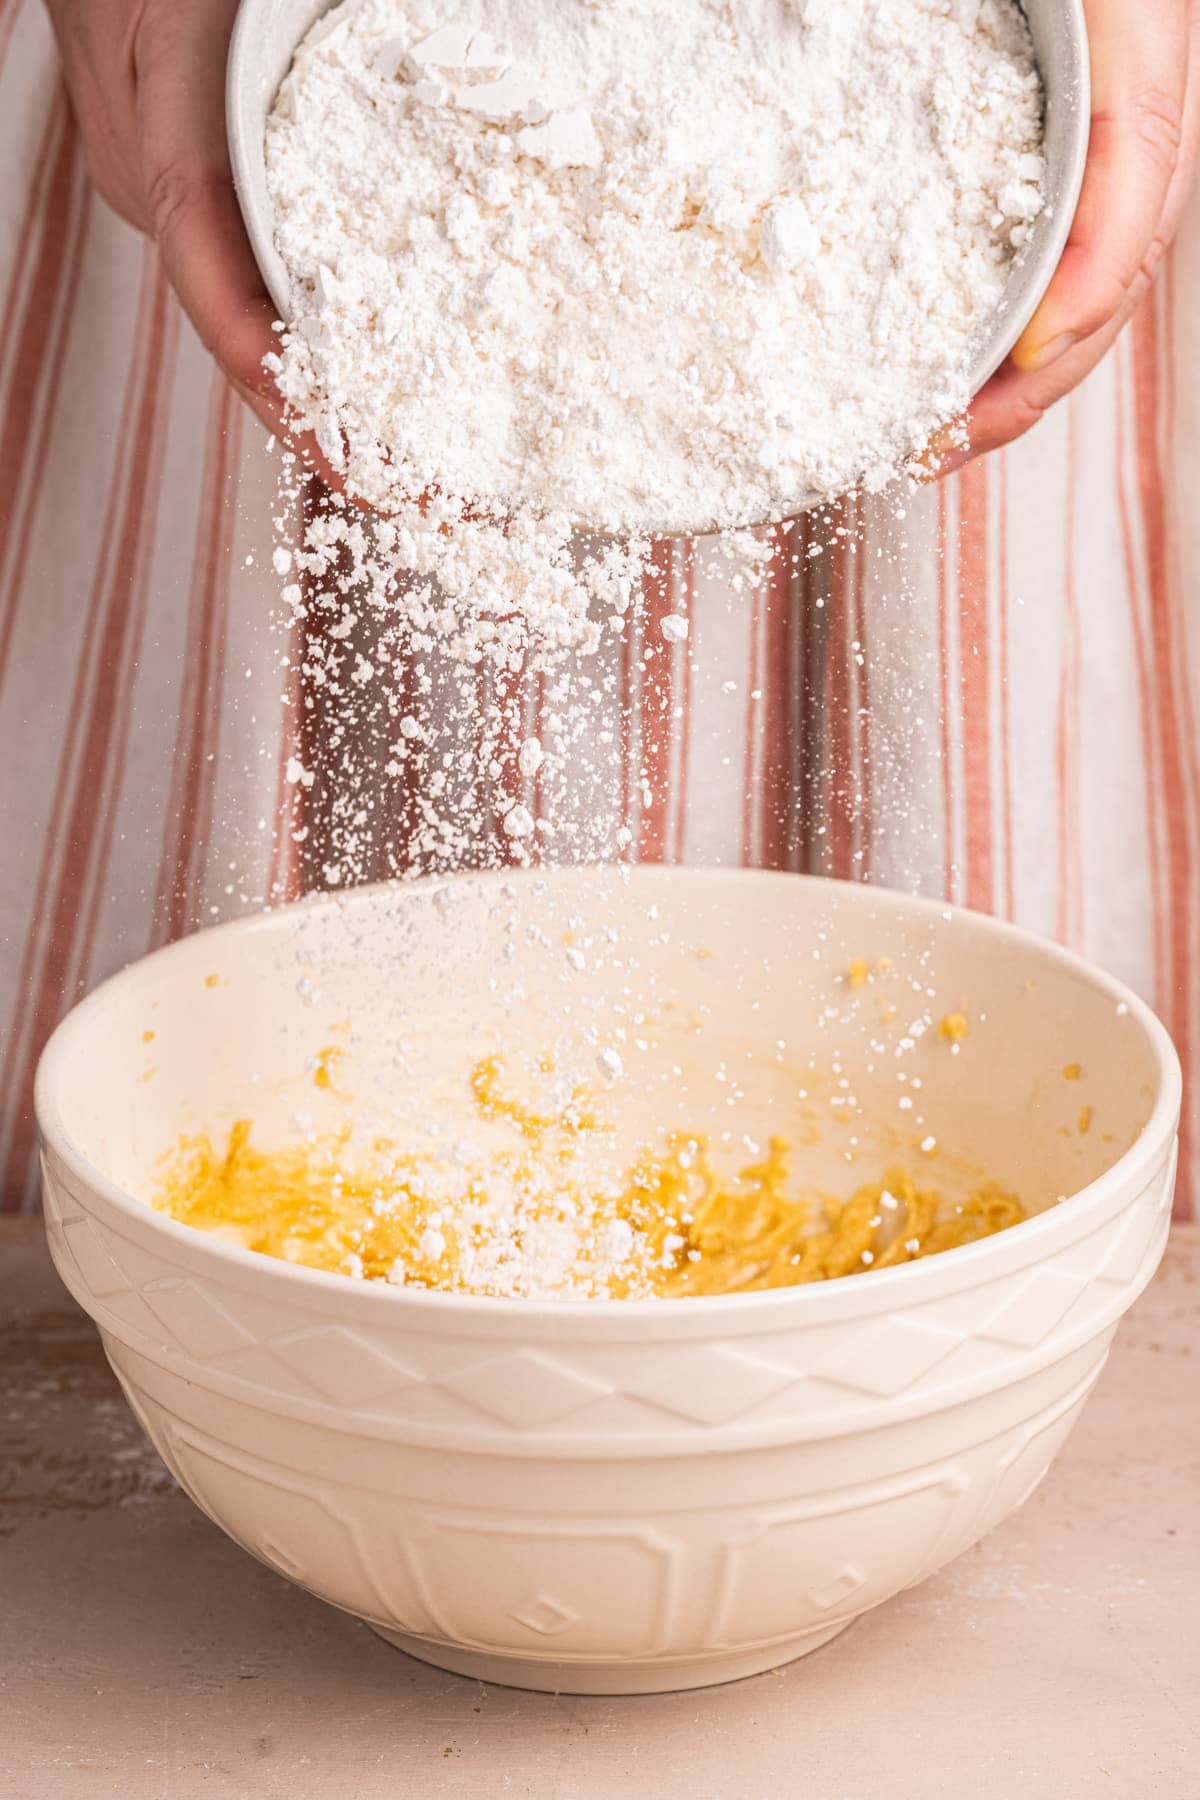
[260,0,1044,894]
[265,0,1045,543]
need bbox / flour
[261,0,1044,892]
[265,0,1044,544]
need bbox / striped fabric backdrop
[1,0,1196,1219]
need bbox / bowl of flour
[228,0,1088,533]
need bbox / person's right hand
[942,0,1199,472]
[44,0,286,441]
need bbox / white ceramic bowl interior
[227,0,1091,524]
[38,869,1179,1693]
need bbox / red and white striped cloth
[2,0,1197,1218]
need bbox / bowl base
[368,1618,853,1695]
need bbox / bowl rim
[35,867,1182,1325]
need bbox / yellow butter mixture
[152,1055,1025,1300]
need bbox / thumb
[1013,0,1187,373]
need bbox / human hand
[44,0,285,438]
[943,0,1199,473]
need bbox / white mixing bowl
[38,869,1178,1693]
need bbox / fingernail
[1016,331,1077,374]
[911,448,946,485]
[909,423,968,484]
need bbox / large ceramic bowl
[38,869,1178,1694]
[226,0,1090,527]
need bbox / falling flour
[260,0,1044,892]
[265,0,1045,549]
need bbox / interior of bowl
[42,868,1165,1252]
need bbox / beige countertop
[2,1218,1197,1800]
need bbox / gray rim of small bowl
[36,868,1181,1325]
[226,0,1091,533]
